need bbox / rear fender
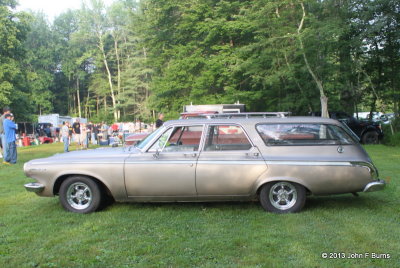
[253,177,312,195]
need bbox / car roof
[163,116,342,126]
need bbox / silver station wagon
[24,114,385,213]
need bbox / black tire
[259,181,306,213]
[361,131,379,144]
[59,176,103,213]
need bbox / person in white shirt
[61,121,70,152]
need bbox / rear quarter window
[256,123,355,146]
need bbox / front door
[124,125,203,198]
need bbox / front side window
[256,123,355,146]
[148,126,203,152]
[204,125,252,151]
[135,127,164,150]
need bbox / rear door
[196,124,267,196]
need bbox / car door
[124,125,204,198]
[196,124,267,196]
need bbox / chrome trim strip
[32,162,126,165]
[265,161,352,166]
[126,161,197,165]
[196,160,265,165]
[24,183,45,193]
[363,179,385,192]
[350,161,379,179]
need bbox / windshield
[135,127,164,150]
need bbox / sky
[17,0,115,21]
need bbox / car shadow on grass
[40,195,385,214]
[106,200,262,213]
[102,195,385,214]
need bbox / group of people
[60,114,165,153]
[59,119,147,152]
[0,111,166,159]
[60,119,93,152]
[0,107,17,165]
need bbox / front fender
[51,165,127,201]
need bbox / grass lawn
[0,143,399,267]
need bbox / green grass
[0,143,399,267]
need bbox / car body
[311,111,383,144]
[24,116,385,214]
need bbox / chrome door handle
[184,153,197,158]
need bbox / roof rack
[204,112,291,119]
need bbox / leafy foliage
[0,0,399,124]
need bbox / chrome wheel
[268,182,297,210]
[66,182,93,210]
[60,176,104,213]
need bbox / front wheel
[59,176,103,213]
[259,181,306,213]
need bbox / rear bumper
[363,179,386,192]
[24,183,45,193]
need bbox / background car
[310,111,383,144]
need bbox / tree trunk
[76,77,81,118]
[86,89,90,118]
[98,37,118,122]
[283,52,313,112]
[96,96,99,117]
[114,38,121,120]
[297,2,329,118]
[143,47,149,100]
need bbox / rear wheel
[259,181,306,213]
[59,176,103,213]
[362,131,379,144]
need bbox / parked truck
[38,114,87,127]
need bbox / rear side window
[205,125,252,151]
[256,123,355,146]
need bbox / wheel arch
[53,174,113,198]
[255,177,312,196]
[360,127,379,138]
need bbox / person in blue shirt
[0,107,11,160]
[3,113,17,164]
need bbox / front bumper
[24,183,45,193]
[363,179,386,192]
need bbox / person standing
[0,107,11,160]
[3,113,17,164]
[92,123,99,145]
[61,121,70,152]
[81,123,88,149]
[156,113,164,128]
[87,122,93,144]
[72,119,81,150]
[102,122,109,142]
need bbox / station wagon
[24,114,385,213]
